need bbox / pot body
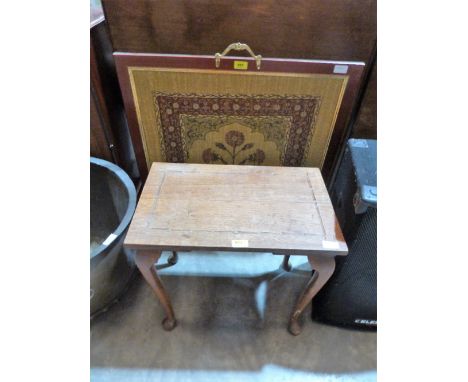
[90,157,136,316]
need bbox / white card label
[103,233,118,246]
[333,64,349,74]
[322,240,340,249]
[232,239,249,248]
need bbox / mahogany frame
[114,52,365,183]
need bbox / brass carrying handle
[215,42,262,70]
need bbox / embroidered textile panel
[129,68,348,169]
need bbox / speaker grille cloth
[313,207,376,327]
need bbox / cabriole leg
[288,254,335,335]
[135,250,177,331]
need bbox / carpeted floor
[91,251,377,382]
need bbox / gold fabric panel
[129,68,348,169]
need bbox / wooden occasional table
[124,163,347,335]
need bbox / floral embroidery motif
[181,115,291,156]
[202,130,266,165]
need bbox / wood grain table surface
[124,162,347,335]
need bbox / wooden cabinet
[353,58,377,140]
[101,0,376,63]
[90,4,117,162]
[90,86,113,162]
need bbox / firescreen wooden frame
[114,52,365,183]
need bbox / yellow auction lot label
[233,61,248,70]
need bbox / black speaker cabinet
[312,138,377,329]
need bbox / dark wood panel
[90,29,118,163]
[90,90,113,161]
[101,0,376,62]
[352,59,377,139]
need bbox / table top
[124,163,347,256]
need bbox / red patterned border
[155,93,320,166]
